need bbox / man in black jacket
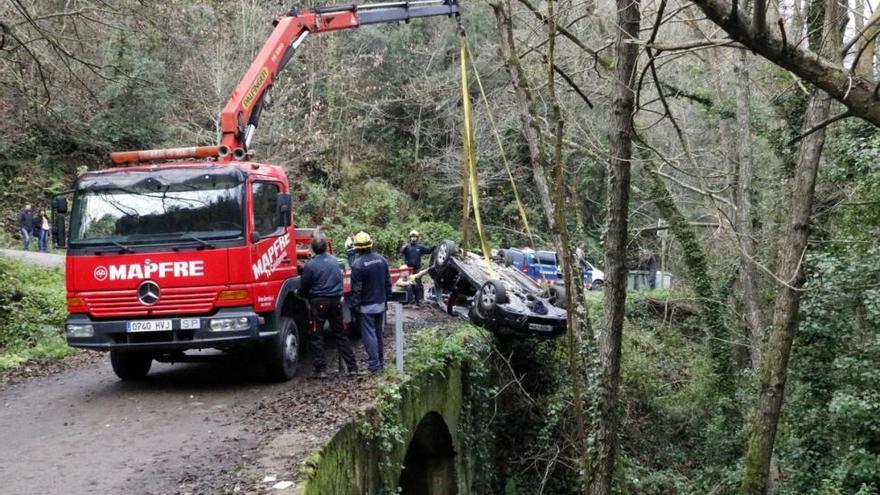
[17,204,34,251]
[300,234,357,378]
[349,231,391,373]
[399,230,434,304]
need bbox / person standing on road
[17,204,34,251]
[38,210,51,253]
[399,230,434,305]
[299,234,358,378]
[349,231,391,373]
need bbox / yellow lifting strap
[462,38,535,250]
[459,35,494,274]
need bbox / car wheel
[591,279,604,291]
[433,240,458,270]
[265,315,299,382]
[478,280,508,312]
[548,285,567,308]
[110,350,152,380]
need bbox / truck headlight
[209,317,250,332]
[66,324,94,338]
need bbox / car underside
[428,240,567,338]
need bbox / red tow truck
[54,1,460,381]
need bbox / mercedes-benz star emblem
[137,281,161,306]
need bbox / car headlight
[209,317,250,332]
[66,324,94,338]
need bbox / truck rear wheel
[265,315,299,382]
[110,351,152,380]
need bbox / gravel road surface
[0,305,453,495]
[0,248,64,268]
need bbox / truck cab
[60,161,310,381]
[54,0,458,381]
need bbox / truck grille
[83,287,219,318]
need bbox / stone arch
[398,411,458,495]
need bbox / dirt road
[0,248,64,268]
[0,306,453,495]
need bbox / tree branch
[686,0,880,128]
[515,0,614,69]
[786,109,852,144]
[553,64,594,108]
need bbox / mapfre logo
[252,233,290,279]
[93,260,205,281]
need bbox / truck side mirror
[277,193,292,228]
[52,195,68,214]
[54,215,67,248]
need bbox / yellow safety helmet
[409,230,420,238]
[353,231,373,250]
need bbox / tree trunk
[544,1,593,488]
[741,0,841,491]
[591,0,640,492]
[491,0,556,231]
[854,0,877,80]
[734,50,765,368]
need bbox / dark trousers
[310,297,357,372]
[359,312,385,372]
[407,265,424,303]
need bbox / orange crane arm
[219,0,461,159]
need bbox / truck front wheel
[265,315,299,382]
[109,351,152,380]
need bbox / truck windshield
[69,169,245,247]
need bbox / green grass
[0,336,76,370]
[0,256,70,370]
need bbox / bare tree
[592,0,640,493]
[741,0,844,491]
[491,0,556,230]
[734,47,765,367]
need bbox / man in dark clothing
[17,204,34,251]
[399,230,434,304]
[299,234,357,378]
[349,231,392,373]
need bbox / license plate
[180,318,200,330]
[529,323,554,332]
[127,320,172,332]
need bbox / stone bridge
[300,364,474,495]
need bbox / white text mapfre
[252,233,290,279]
[93,261,205,281]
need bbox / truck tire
[548,285,567,308]
[477,279,508,312]
[110,351,152,380]
[503,250,514,267]
[265,315,299,382]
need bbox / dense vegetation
[2,0,879,493]
[0,257,71,369]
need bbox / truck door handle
[281,257,292,264]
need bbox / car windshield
[70,168,245,246]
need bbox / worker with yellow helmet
[349,231,391,373]
[399,229,434,305]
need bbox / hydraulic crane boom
[219,0,460,160]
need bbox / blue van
[502,248,560,283]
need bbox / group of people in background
[17,204,52,252]
[300,229,434,378]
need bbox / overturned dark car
[428,240,567,338]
